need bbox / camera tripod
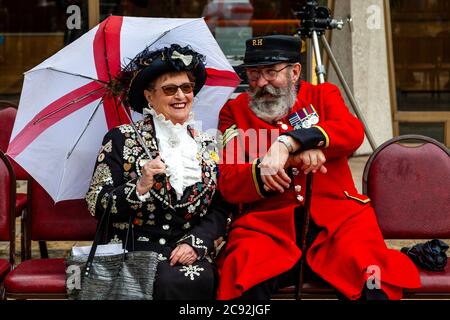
[293,0,377,300]
[296,0,377,151]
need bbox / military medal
[307,104,320,125]
[301,108,312,128]
[288,112,303,129]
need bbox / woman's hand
[170,243,198,266]
[259,141,292,193]
[136,155,166,195]
[288,149,327,174]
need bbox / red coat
[216,81,421,300]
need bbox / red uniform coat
[216,81,421,300]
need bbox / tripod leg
[312,31,326,84]
[320,35,377,151]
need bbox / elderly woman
[85,44,230,300]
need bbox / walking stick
[294,0,377,300]
[295,172,313,299]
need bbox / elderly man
[216,35,420,300]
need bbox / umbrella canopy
[7,16,240,202]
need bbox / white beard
[248,82,298,123]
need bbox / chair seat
[292,264,450,296]
[15,193,27,216]
[5,258,66,294]
[0,259,11,279]
[406,264,450,293]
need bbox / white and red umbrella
[7,16,240,202]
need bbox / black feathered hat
[119,44,207,113]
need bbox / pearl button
[292,168,299,176]
[149,213,155,219]
[159,238,166,245]
[295,185,302,193]
[165,214,172,220]
[162,224,170,230]
[297,195,304,202]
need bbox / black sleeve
[282,127,328,151]
[85,128,147,221]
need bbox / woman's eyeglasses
[246,64,293,82]
[159,82,195,96]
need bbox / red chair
[274,134,450,300]
[0,151,16,299]
[363,134,450,298]
[0,106,28,181]
[0,107,31,258]
[3,180,97,299]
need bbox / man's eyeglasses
[246,64,294,82]
[159,82,195,96]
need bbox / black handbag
[66,192,159,300]
[401,239,449,272]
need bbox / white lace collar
[143,107,195,130]
[142,107,201,200]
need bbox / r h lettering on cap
[252,39,263,46]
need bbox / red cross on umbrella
[7,16,240,202]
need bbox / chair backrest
[0,107,16,152]
[0,151,16,264]
[363,135,450,239]
[0,101,18,110]
[28,179,97,243]
[0,107,30,181]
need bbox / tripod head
[294,0,344,37]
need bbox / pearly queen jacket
[216,81,421,300]
[85,115,229,259]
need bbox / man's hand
[287,149,327,174]
[259,141,292,193]
[170,243,198,266]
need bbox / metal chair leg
[38,241,48,259]
[0,282,5,300]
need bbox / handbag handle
[84,191,133,276]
